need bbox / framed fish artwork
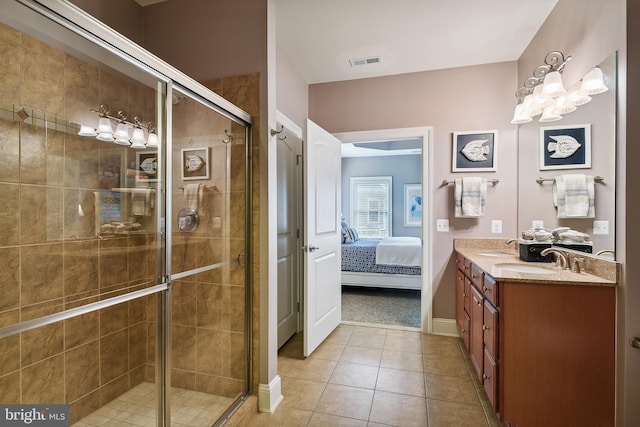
[135,151,158,183]
[452,130,498,172]
[181,147,210,180]
[539,124,591,170]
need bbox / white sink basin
[494,263,556,274]
[477,251,514,257]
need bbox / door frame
[334,127,433,332]
[275,111,304,344]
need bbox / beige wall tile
[0,118,20,183]
[22,354,65,403]
[99,236,129,288]
[68,389,100,425]
[129,323,147,369]
[100,303,129,337]
[21,35,64,115]
[0,247,19,311]
[99,374,129,406]
[0,23,22,104]
[64,133,100,189]
[100,329,129,385]
[64,54,99,126]
[196,283,223,329]
[21,243,64,306]
[64,240,99,297]
[21,322,64,366]
[172,280,197,327]
[196,328,222,376]
[172,325,196,371]
[64,189,96,239]
[0,334,20,378]
[20,185,63,244]
[171,368,196,391]
[65,311,99,350]
[65,340,100,402]
[0,371,21,404]
[0,183,19,246]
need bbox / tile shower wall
[0,22,159,424]
[200,73,261,395]
[140,75,257,399]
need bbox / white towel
[131,188,152,216]
[554,174,595,218]
[184,183,201,210]
[455,177,487,218]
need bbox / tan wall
[309,61,519,319]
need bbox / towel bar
[440,179,499,187]
[536,176,604,184]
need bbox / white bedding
[375,237,422,267]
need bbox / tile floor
[240,323,502,426]
[73,382,233,426]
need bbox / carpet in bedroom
[341,286,421,328]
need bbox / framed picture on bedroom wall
[452,130,498,172]
[404,184,422,227]
[539,124,591,170]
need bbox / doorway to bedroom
[337,127,431,330]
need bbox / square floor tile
[369,390,428,426]
[376,367,425,397]
[314,384,374,420]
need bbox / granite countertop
[454,238,619,287]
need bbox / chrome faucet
[572,257,585,273]
[540,248,568,269]
[506,239,517,246]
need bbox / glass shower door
[168,88,249,425]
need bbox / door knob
[631,337,640,349]
[301,245,320,252]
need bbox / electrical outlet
[532,220,544,229]
[436,219,449,232]
[593,220,609,235]
[491,220,503,234]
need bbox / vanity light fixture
[77,104,158,149]
[511,51,608,124]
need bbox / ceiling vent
[349,56,382,67]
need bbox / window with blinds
[349,176,392,238]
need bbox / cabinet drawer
[470,263,483,288]
[455,253,469,274]
[483,348,498,411]
[470,285,484,380]
[482,273,498,307]
[483,300,498,358]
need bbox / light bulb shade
[130,128,147,149]
[510,104,532,124]
[78,125,98,137]
[532,85,553,109]
[568,90,592,106]
[113,123,131,145]
[541,71,567,98]
[580,67,608,95]
[539,105,563,122]
[96,117,114,141]
[522,94,542,117]
[554,94,577,115]
[146,132,159,148]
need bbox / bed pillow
[345,226,359,243]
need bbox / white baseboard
[258,375,283,413]
[431,318,459,337]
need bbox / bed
[341,236,422,290]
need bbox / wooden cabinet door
[483,300,498,358]
[483,348,498,411]
[456,269,466,336]
[470,285,484,380]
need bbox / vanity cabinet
[455,250,616,427]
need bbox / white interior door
[303,119,342,356]
[277,123,302,348]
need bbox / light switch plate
[593,220,609,235]
[436,219,449,232]
[491,220,503,234]
[532,220,544,229]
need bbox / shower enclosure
[0,1,251,426]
